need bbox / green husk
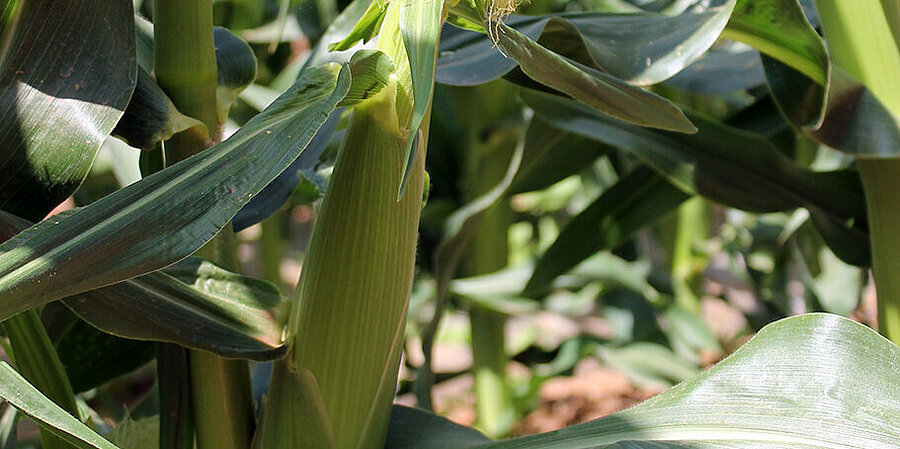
[262,2,428,448]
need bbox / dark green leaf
[384,406,490,449]
[510,117,608,194]
[494,23,696,133]
[479,314,900,448]
[0,210,288,360]
[726,0,900,158]
[438,1,736,87]
[520,89,866,220]
[0,0,136,221]
[63,258,288,361]
[52,314,156,393]
[0,64,350,322]
[525,166,690,296]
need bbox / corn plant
[0,1,898,449]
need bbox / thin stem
[153,2,254,448]
[154,0,219,160]
[189,351,255,449]
[671,197,708,314]
[457,81,520,438]
[815,0,900,344]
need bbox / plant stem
[671,197,708,314]
[455,81,520,437]
[153,2,255,448]
[157,344,194,449]
[154,0,219,160]
[4,310,80,449]
[189,351,255,449]
[815,0,900,344]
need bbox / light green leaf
[478,314,900,448]
[0,363,119,449]
[525,166,690,296]
[494,23,696,133]
[724,0,828,86]
[328,0,387,51]
[0,0,136,221]
[399,0,443,196]
[339,50,396,106]
[0,64,350,322]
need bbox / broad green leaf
[62,258,288,361]
[477,314,900,448]
[0,362,119,449]
[384,406,490,449]
[0,64,350,322]
[4,309,80,449]
[438,1,736,87]
[665,42,766,94]
[0,210,286,360]
[494,23,696,133]
[0,0,136,221]
[525,166,691,296]
[520,90,870,265]
[398,0,443,196]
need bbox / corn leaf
[725,0,900,158]
[385,406,490,449]
[477,314,900,448]
[0,210,288,361]
[439,1,735,87]
[62,258,288,361]
[328,0,387,51]
[724,0,828,86]
[520,90,870,266]
[398,0,443,196]
[0,363,119,449]
[525,166,690,296]
[0,63,350,322]
[391,314,900,448]
[494,24,696,133]
[0,0,136,221]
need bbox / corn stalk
[814,0,900,344]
